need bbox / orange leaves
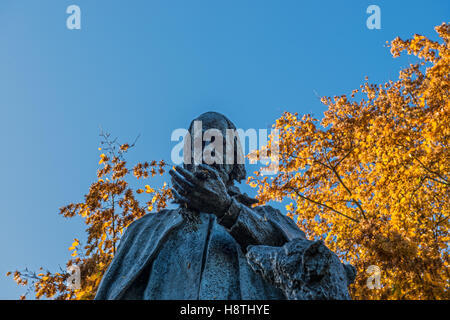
[68,239,79,251]
[98,153,107,165]
[119,143,129,152]
[146,182,173,212]
[248,24,450,300]
[133,160,167,179]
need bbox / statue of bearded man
[95,112,355,300]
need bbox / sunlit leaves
[248,23,449,300]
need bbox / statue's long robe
[95,204,306,300]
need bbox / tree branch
[287,186,359,223]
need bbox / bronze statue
[95,112,355,300]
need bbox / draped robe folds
[95,202,307,300]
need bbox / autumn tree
[248,23,449,299]
[8,132,172,299]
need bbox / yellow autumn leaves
[248,23,449,299]
[136,184,155,194]
[68,239,79,257]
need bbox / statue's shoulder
[252,204,287,220]
[253,204,306,240]
[115,208,181,253]
[123,208,180,235]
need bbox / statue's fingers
[174,166,200,185]
[171,188,188,204]
[172,180,188,195]
[194,169,209,180]
[170,170,195,190]
[197,164,219,178]
[173,178,209,201]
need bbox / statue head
[183,111,246,186]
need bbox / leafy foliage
[8,132,172,299]
[248,23,449,299]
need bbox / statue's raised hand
[169,164,232,217]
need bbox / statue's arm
[217,198,305,252]
[217,200,356,300]
[168,164,304,250]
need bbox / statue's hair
[183,111,246,184]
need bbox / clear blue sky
[0,0,448,299]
